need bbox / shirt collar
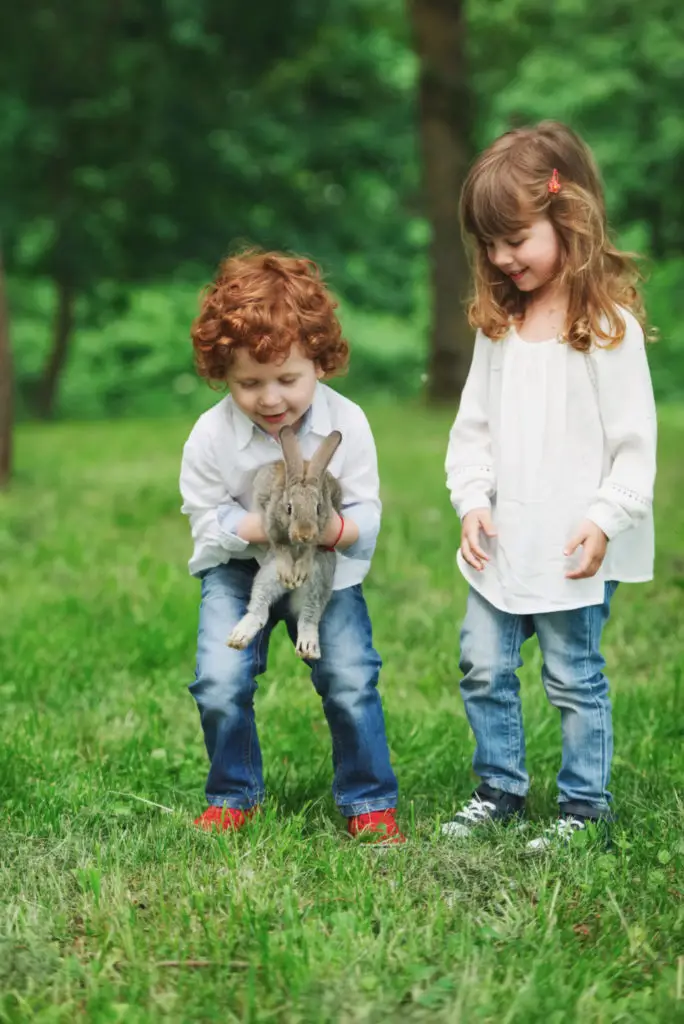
[230,382,332,451]
[307,382,333,438]
[231,399,259,450]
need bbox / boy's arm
[585,316,657,539]
[331,409,382,560]
[180,425,264,568]
[445,330,496,519]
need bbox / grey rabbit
[226,425,343,660]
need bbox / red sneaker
[347,808,406,846]
[194,806,258,832]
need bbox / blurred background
[2,5,684,1011]
[1,0,683,482]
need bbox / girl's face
[484,214,561,294]
[227,343,324,437]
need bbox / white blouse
[445,312,657,613]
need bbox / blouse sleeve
[585,314,657,539]
[445,330,496,518]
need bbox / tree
[0,0,421,418]
[409,0,473,401]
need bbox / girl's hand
[460,508,497,571]
[564,520,608,579]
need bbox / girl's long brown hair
[460,121,648,350]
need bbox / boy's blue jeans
[459,582,618,818]
[190,560,398,816]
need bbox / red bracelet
[323,514,345,552]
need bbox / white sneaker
[526,814,588,853]
[441,789,525,839]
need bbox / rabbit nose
[290,522,318,543]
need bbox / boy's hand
[236,512,269,545]
[320,513,359,551]
[460,507,497,571]
[564,519,608,579]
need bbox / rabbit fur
[226,426,343,660]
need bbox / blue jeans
[189,560,398,816]
[459,583,618,818]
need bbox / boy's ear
[315,362,325,380]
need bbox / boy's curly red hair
[191,250,349,382]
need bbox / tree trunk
[0,245,12,488]
[409,0,473,402]
[36,276,75,419]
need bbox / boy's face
[226,343,324,437]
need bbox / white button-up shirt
[180,383,381,589]
[446,310,658,613]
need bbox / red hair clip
[548,168,561,195]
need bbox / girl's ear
[315,362,325,380]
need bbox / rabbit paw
[295,629,321,660]
[278,562,310,590]
[226,614,262,650]
[292,561,311,587]
[277,569,297,589]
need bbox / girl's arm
[445,330,496,519]
[586,314,658,539]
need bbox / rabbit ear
[279,426,304,481]
[306,430,342,482]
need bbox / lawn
[1,400,683,1022]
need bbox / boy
[180,251,404,844]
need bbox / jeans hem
[338,797,399,818]
[479,777,529,798]
[206,795,264,810]
[558,798,613,820]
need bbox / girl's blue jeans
[190,560,398,817]
[459,582,618,818]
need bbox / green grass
[1,401,684,1022]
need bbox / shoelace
[456,797,497,824]
[544,816,586,839]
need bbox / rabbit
[226,425,343,660]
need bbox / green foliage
[7,275,428,420]
[644,259,684,399]
[2,0,684,417]
[0,0,422,311]
[4,2,683,274]
[1,403,683,1019]
[5,0,683,316]
[467,0,684,259]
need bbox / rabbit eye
[286,503,292,516]
[316,503,321,515]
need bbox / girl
[443,121,657,850]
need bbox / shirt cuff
[456,494,493,521]
[217,504,251,553]
[586,499,633,541]
[339,502,380,560]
